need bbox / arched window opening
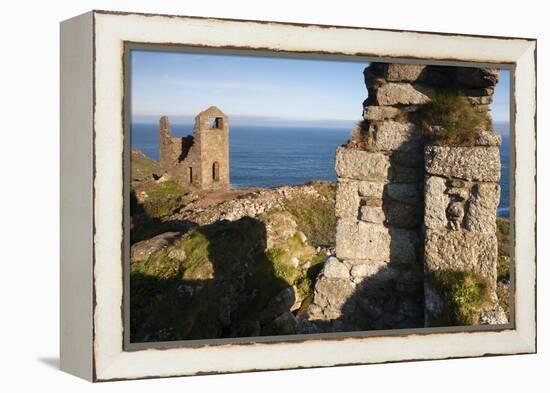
[212,161,220,181]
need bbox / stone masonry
[306,63,506,331]
[159,106,229,191]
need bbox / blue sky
[131,50,510,126]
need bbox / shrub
[430,270,491,325]
[417,94,491,146]
[497,256,510,282]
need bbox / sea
[131,121,510,218]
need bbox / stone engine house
[159,106,229,191]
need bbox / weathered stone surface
[384,201,422,228]
[272,312,298,334]
[389,228,420,264]
[455,67,499,88]
[296,317,323,334]
[311,277,356,312]
[323,257,350,279]
[474,104,491,113]
[375,83,433,106]
[264,211,298,249]
[425,229,498,286]
[460,87,495,97]
[385,64,427,82]
[167,248,186,262]
[359,206,385,224]
[388,164,423,184]
[335,179,360,220]
[130,232,182,264]
[363,105,403,121]
[350,261,388,279]
[362,196,383,207]
[464,183,500,233]
[479,306,508,325]
[445,186,470,201]
[335,147,390,181]
[335,220,390,261]
[374,121,422,152]
[260,286,297,322]
[358,181,385,197]
[475,130,502,146]
[467,95,493,105]
[425,286,445,317]
[425,145,501,182]
[391,149,425,168]
[386,183,423,204]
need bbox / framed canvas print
[60,10,537,382]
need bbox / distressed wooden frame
[60,10,537,382]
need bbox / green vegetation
[417,94,491,146]
[494,217,511,319]
[131,217,291,341]
[497,256,510,282]
[496,217,511,257]
[130,148,161,183]
[140,180,189,218]
[130,180,191,244]
[430,270,491,326]
[351,119,377,151]
[496,218,510,236]
[496,282,510,316]
[130,209,330,342]
[283,186,336,248]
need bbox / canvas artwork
[60,11,536,380]
[127,50,512,343]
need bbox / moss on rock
[429,269,491,326]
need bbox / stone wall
[159,106,229,191]
[306,63,505,331]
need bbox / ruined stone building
[159,106,229,191]
[307,63,507,331]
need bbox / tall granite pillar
[306,63,506,332]
[307,64,427,331]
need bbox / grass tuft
[284,194,336,248]
[140,180,189,218]
[430,269,491,326]
[417,94,491,146]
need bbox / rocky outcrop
[169,184,326,226]
[130,232,182,264]
[130,182,336,342]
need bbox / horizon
[131,50,511,130]
[132,114,511,136]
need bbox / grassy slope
[496,218,511,316]
[130,178,336,342]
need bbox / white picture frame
[60,10,536,382]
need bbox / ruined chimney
[306,63,506,332]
